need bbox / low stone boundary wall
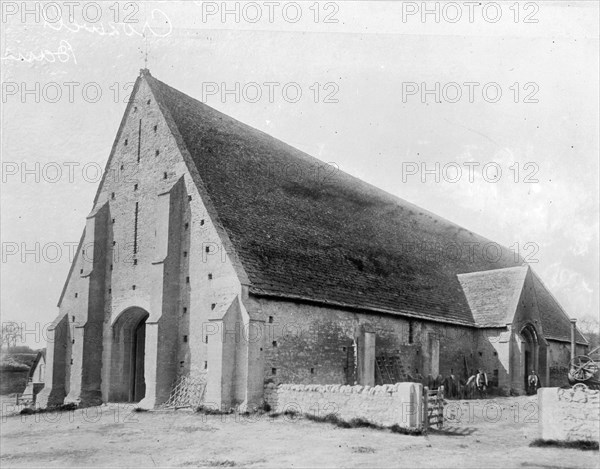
[539,387,600,442]
[264,382,424,429]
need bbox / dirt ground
[1,395,598,468]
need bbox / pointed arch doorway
[111,307,149,402]
[520,323,539,390]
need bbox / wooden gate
[423,385,444,430]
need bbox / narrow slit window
[155,150,160,156]
[200,219,205,226]
[133,202,139,255]
[183,307,187,314]
[271,368,277,375]
[268,316,274,324]
[183,335,188,343]
[208,273,213,280]
[132,285,136,290]
[186,276,190,284]
[211,303,216,310]
[153,124,158,133]
[183,251,188,257]
[124,139,128,146]
[204,361,208,370]
[163,172,168,179]
[74,293,78,298]
[272,341,277,347]
[137,119,141,163]
[184,223,189,230]
[111,192,115,199]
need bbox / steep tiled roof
[457,266,528,327]
[143,72,542,327]
[531,272,587,344]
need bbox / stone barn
[38,70,587,410]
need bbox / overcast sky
[1,1,598,347]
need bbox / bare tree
[1,321,22,350]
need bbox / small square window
[72,339,75,344]
[200,219,205,226]
[478,352,483,357]
[110,264,113,270]
[493,351,498,356]
[75,293,78,298]
[183,335,188,343]
[342,347,347,352]
[208,273,213,280]
[134,184,138,191]
[184,223,189,230]
[80,269,83,274]
[155,150,160,156]
[211,303,216,310]
[120,164,124,170]
[153,124,158,132]
[271,368,277,375]
[112,241,116,246]
[134,106,138,112]
[188,195,192,202]
[272,341,277,347]
[112,218,115,224]
[108,288,112,294]
[268,316,274,324]
[132,285,136,290]
[147,99,151,105]
[310,368,315,374]
[183,251,188,257]
[133,259,138,265]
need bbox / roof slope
[458,266,528,327]
[145,72,527,326]
[531,273,587,344]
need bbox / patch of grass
[195,405,234,415]
[352,446,376,454]
[389,424,423,436]
[259,401,271,413]
[267,409,424,435]
[20,402,77,415]
[529,439,599,451]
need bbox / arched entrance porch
[109,307,149,402]
[520,323,539,390]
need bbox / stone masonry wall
[248,296,481,387]
[538,387,600,442]
[264,381,424,429]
